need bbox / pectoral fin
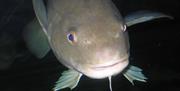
[24,0,51,58]
[125,11,173,27]
[32,0,49,37]
[23,19,50,58]
[54,69,83,91]
[123,65,148,85]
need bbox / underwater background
[0,0,179,91]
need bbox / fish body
[24,0,172,90]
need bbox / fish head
[50,16,129,79]
[44,0,130,79]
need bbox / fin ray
[123,65,148,85]
[54,69,82,91]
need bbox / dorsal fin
[125,11,173,27]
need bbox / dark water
[0,0,179,91]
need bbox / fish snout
[80,48,129,79]
[95,47,127,63]
[84,48,129,78]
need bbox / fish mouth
[92,57,128,70]
[84,57,129,79]
[77,56,129,79]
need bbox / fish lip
[91,57,128,70]
[80,57,129,79]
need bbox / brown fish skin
[45,0,129,79]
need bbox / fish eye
[67,31,77,44]
[123,24,127,31]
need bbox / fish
[23,0,172,91]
